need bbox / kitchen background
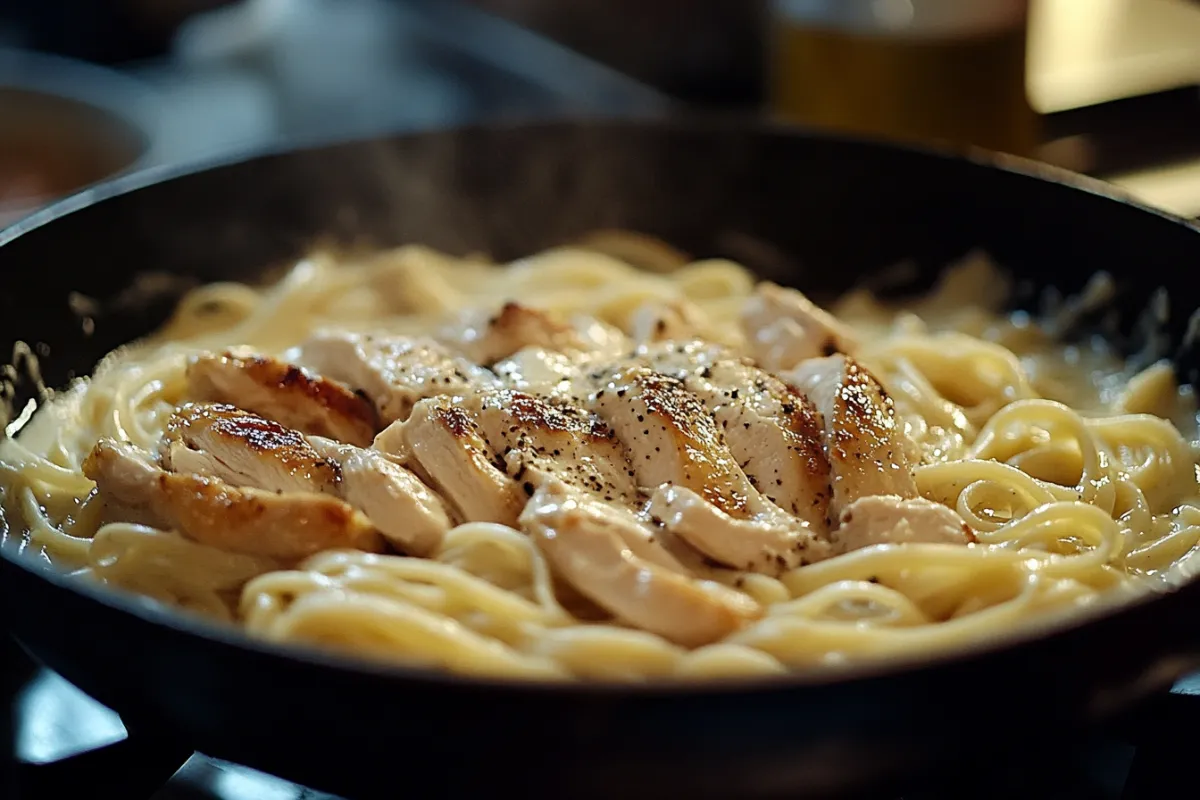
[4,0,1200,221]
[4,1,1200,798]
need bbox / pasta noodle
[2,240,1199,682]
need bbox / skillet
[3,119,1200,799]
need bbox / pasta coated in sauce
[2,241,1198,681]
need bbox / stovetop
[2,630,1199,800]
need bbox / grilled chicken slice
[308,437,453,557]
[160,402,341,496]
[162,403,451,555]
[381,389,641,525]
[742,283,860,371]
[785,355,919,519]
[521,481,760,647]
[831,495,975,554]
[378,396,525,525]
[491,349,833,571]
[498,342,833,533]
[186,349,378,446]
[585,364,830,574]
[293,332,499,424]
[470,390,638,503]
[638,341,833,531]
[84,439,384,559]
[436,302,628,365]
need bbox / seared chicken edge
[187,349,379,447]
[84,439,385,560]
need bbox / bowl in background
[0,48,156,228]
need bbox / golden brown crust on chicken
[777,386,833,505]
[827,362,911,486]
[636,342,833,531]
[786,355,918,520]
[160,403,448,556]
[161,403,342,494]
[84,439,384,560]
[606,366,750,514]
[187,350,379,446]
[584,364,829,573]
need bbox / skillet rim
[3,116,1200,698]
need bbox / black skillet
[3,120,1200,800]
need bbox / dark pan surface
[4,119,1200,798]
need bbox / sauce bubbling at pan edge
[2,237,1198,681]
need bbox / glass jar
[769,0,1039,157]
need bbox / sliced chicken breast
[638,341,833,531]
[294,332,499,424]
[584,364,831,574]
[84,439,385,560]
[379,396,526,525]
[382,388,642,527]
[785,355,919,519]
[742,282,860,371]
[160,402,341,496]
[832,495,975,554]
[521,481,761,647]
[497,343,833,534]
[162,403,451,556]
[436,302,628,365]
[489,348,834,572]
[308,438,454,557]
[186,349,379,446]
[469,389,640,504]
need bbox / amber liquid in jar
[769,1,1039,157]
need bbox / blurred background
[3,0,1200,228]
